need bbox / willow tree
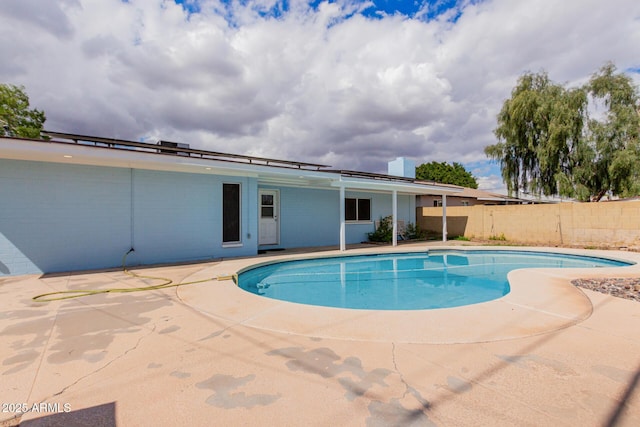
[485,72,586,197]
[565,63,640,201]
[486,63,640,201]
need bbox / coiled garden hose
[32,249,215,302]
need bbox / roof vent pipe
[387,157,415,179]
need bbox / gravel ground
[572,277,640,302]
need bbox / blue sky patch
[174,0,201,14]
[174,0,473,21]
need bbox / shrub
[368,217,427,242]
[367,216,393,243]
[404,222,426,240]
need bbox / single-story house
[0,132,461,276]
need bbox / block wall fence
[417,203,640,248]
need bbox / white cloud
[1,0,638,181]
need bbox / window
[261,194,274,218]
[461,200,469,206]
[223,183,241,243]
[345,198,371,221]
[433,199,442,207]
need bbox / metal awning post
[339,185,346,251]
[442,194,448,242]
[392,190,398,247]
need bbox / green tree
[415,161,478,188]
[485,63,640,201]
[0,84,46,138]
[485,72,586,197]
[563,63,640,201]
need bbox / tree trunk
[592,189,607,202]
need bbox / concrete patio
[1,244,640,426]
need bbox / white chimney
[387,157,415,178]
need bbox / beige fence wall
[417,203,640,248]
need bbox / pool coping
[177,245,640,344]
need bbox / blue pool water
[237,250,631,310]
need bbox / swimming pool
[237,250,631,310]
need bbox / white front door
[259,190,279,245]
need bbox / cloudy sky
[1,0,639,193]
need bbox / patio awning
[331,175,461,250]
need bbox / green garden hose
[32,250,215,302]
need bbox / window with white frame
[345,198,371,221]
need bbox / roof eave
[0,136,341,182]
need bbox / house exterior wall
[268,186,340,248]
[1,157,421,276]
[129,169,257,266]
[0,159,257,276]
[1,159,132,275]
[259,187,417,249]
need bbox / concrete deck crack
[2,296,63,427]
[50,324,157,399]
[392,343,430,408]
[400,345,574,427]
[26,280,64,404]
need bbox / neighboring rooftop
[452,186,525,204]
